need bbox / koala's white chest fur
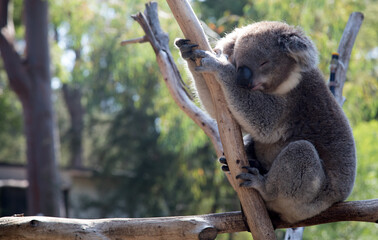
[273,66,302,95]
[229,69,303,144]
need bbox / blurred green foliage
[0,83,24,163]
[0,0,377,239]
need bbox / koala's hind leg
[237,140,328,221]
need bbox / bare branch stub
[333,12,364,105]
[120,36,148,46]
[131,12,161,53]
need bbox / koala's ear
[214,29,238,60]
[278,31,319,71]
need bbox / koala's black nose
[236,66,253,89]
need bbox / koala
[175,21,356,223]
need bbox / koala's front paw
[193,50,231,73]
[174,38,199,61]
[236,166,265,189]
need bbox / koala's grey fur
[175,21,356,223]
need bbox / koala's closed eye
[259,61,269,67]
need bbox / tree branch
[0,0,31,99]
[166,1,275,239]
[332,12,364,105]
[120,36,148,46]
[275,199,378,229]
[0,0,9,29]
[124,3,223,156]
[0,199,377,240]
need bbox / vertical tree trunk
[23,86,61,216]
[62,83,84,169]
[23,0,61,217]
[0,0,62,216]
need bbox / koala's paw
[193,50,232,74]
[236,166,265,189]
[219,157,267,175]
[174,38,199,61]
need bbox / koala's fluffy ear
[278,30,319,71]
[214,29,239,60]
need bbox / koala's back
[291,69,356,198]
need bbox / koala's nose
[236,66,253,89]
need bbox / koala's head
[215,21,319,94]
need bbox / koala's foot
[219,157,267,175]
[174,39,199,61]
[236,166,266,191]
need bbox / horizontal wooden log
[274,199,378,229]
[0,213,235,240]
[1,199,377,240]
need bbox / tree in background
[62,83,84,168]
[0,0,61,216]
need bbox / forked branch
[128,2,222,156]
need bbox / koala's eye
[260,61,269,67]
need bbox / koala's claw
[239,180,256,188]
[221,165,230,172]
[219,156,267,175]
[218,156,229,172]
[174,38,191,47]
[218,156,227,164]
[174,38,199,61]
[242,166,260,175]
